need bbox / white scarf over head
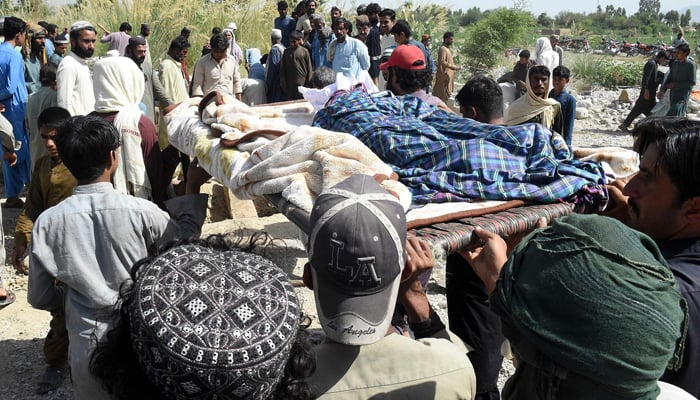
[223,29,243,64]
[93,56,151,199]
[504,66,560,127]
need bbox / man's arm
[357,40,370,71]
[28,227,63,311]
[232,60,242,101]
[13,162,46,271]
[56,60,76,114]
[150,67,174,107]
[190,59,204,97]
[99,32,112,43]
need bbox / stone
[575,108,590,119]
[618,89,630,103]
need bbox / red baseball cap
[379,44,426,71]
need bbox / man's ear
[302,262,314,290]
[683,196,700,223]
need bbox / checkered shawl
[129,244,300,400]
[313,89,607,210]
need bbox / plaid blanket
[313,89,607,210]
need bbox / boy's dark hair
[390,19,411,38]
[278,0,289,8]
[330,6,341,14]
[443,31,454,41]
[209,33,228,50]
[519,49,530,58]
[676,43,691,54]
[211,26,221,35]
[379,8,396,20]
[180,26,190,36]
[47,24,58,35]
[392,67,431,93]
[456,76,504,121]
[38,107,71,131]
[289,30,303,41]
[4,16,26,39]
[119,22,132,32]
[655,50,668,60]
[39,63,57,86]
[552,65,571,79]
[168,35,190,52]
[55,115,121,184]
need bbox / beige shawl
[504,66,560,127]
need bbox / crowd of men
[0,4,698,400]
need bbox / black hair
[211,26,221,35]
[632,117,700,203]
[278,0,289,8]
[655,50,668,60]
[168,35,190,52]
[529,64,550,78]
[312,66,336,89]
[391,19,411,38]
[331,17,351,31]
[90,234,317,400]
[38,107,71,131]
[391,67,431,93]
[379,8,396,20]
[552,65,571,79]
[4,16,26,40]
[330,6,341,14]
[443,31,454,41]
[356,4,367,15]
[304,0,316,7]
[366,3,382,15]
[55,115,121,184]
[119,22,132,32]
[69,25,96,42]
[456,76,504,121]
[289,30,303,41]
[676,43,691,54]
[46,23,58,35]
[519,49,530,58]
[39,62,57,86]
[180,26,190,36]
[209,33,229,50]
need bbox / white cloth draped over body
[92,56,151,199]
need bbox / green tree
[537,12,553,27]
[664,10,680,26]
[680,9,692,26]
[460,7,482,26]
[462,7,534,72]
[638,0,660,15]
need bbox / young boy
[280,30,312,100]
[549,65,577,148]
[12,107,76,394]
[27,116,206,399]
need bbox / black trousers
[446,254,504,399]
[622,97,656,127]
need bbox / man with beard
[0,16,31,208]
[137,23,152,66]
[24,23,47,95]
[125,36,172,124]
[380,44,449,111]
[57,20,96,116]
[328,17,369,79]
[504,65,563,134]
[266,29,285,103]
[309,14,333,70]
[297,0,316,43]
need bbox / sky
[439,0,696,17]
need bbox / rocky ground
[0,86,659,399]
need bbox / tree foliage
[680,9,692,27]
[462,7,534,72]
[664,10,680,26]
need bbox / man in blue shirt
[549,65,576,147]
[274,0,296,48]
[328,17,370,79]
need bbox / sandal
[0,288,15,307]
[36,364,67,394]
